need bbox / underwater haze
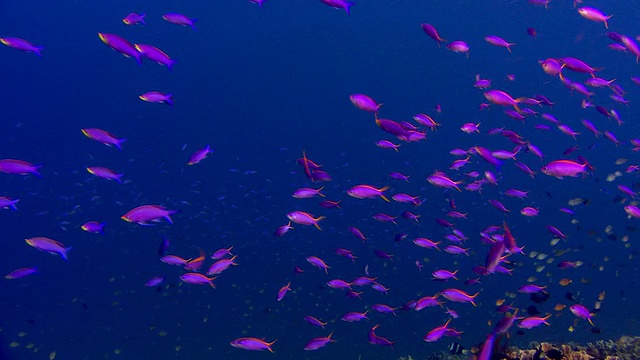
[1,0,640,359]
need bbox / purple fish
[276,281,291,301]
[81,128,126,150]
[569,304,596,326]
[484,35,515,52]
[87,166,123,183]
[350,94,381,113]
[441,288,478,305]
[0,159,42,177]
[25,237,71,261]
[421,23,446,47]
[81,221,105,234]
[144,276,165,287]
[517,315,551,329]
[187,145,213,165]
[303,315,327,328]
[163,13,198,29]
[306,256,330,273]
[139,91,173,105]
[320,0,355,15]
[0,37,43,56]
[274,222,294,237]
[4,267,38,279]
[341,311,368,322]
[304,333,335,351]
[122,13,146,25]
[134,44,176,70]
[98,33,141,64]
[230,338,275,352]
[121,205,178,225]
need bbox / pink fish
[139,91,173,105]
[134,44,176,70]
[347,185,390,201]
[517,314,551,329]
[441,288,478,305]
[230,337,276,352]
[484,90,522,110]
[81,221,105,233]
[292,187,325,199]
[304,333,335,351]
[206,256,238,275]
[349,94,381,113]
[121,205,178,225]
[541,159,590,178]
[423,319,451,342]
[160,255,191,266]
[0,159,42,177]
[187,145,213,165]
[81,128,126,150]
[306,256,330,273]
[287,211,325,230]
[447,40,470,56]
[4,267,38,279]
[98,33,141,64]
[179,273,217,288]
[277,281,292,301]
[577,7,611,29]
[484,35,515,52]
[87,166,123,183]
[273,222,294,236]
[25,237,71,261]
[0,37,43,56]
[163,13,198,29]
[320,0,355,15]
[427,172,462,191]
[122,13,146,25]
[420,23,446,47]
[569,304,596,326]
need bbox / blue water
[1,0,640,358]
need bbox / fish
[447,40,470,56]
[122,13,146,25]
[4,267,38,280]
[86,166,123,183]
[97,33,141,64]
[319,0,355,15]
[179,273,217,288]
[121,205,178,225]
[187,145,213,165]
[448,342,463,355]
[286,211,325,230]
[81,221,105,234]
[306,256,330,273]
[441,288,478,305]
[81,128,126,150]
[484,35,515,52]
[230,338,276,352]
[134,44,176,70]
[0,37,43,56]
[421,23,446,47]
[542,159,590,178]
[0,197,19,210]
[0,159,42,177]
[347,185,390,201]
[139,91,174,105]
[350,94,381,113]
[276,281,292,301]
[25,237,71,261]
[577,7,612,29]
[163,13,198,29]
[304,333,335,351]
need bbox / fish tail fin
[165,93,174,106]
[10,200,19,211]
[116,174,125,183]
[165,210,179,224]
[380,195,391,202]
[34,47,44,57]
[168,59,177,71]
[61,247,73,261]
[345,2,355,15]
[33,165,44,178]
[141,13,147,24]
[190,19,199,30]
[588,317,595,327]
[116,139,126,151]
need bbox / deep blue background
[1,0,640,359]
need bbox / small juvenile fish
[123,13,146,25]
[187,145,213,165]
[0,37,43,56]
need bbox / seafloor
[399,335,640,360]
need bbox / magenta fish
[144,276,165,287]
[569,304,596,326]
[274,222,294,236]
[292,187,325,199]
[303,315,328,328]
[350,94,381,113]
[180,273,217,288]
[187,145,213,165]
[121,205,178,225]
[277,281,292,301]
[306,256,330,273]
[287,211,325,230]
[4,267,38,279]
[441,288,478,305]
[134,44,176,71]
[230,338,275,352]
[25,237,71,261]
[577,7,611,29]
[81,221,105,233]
[206,256,238,275]
[0,159,42,177]
[423,319,451,342]
[541,159,590,178]
[347,184,390,201]
[163,13,198,29]
[87,166,123,183]
[484,35,515,52]
[304,332,335,351]
[0,37,43,56]
[98,33,141,64]
[139,91,173,105]
[320,0,355,15]
[517,314,551,329]
[420,23,446,47]
[123,13,146,25]
[81,128,126,150]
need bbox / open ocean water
[1,0,640,359]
